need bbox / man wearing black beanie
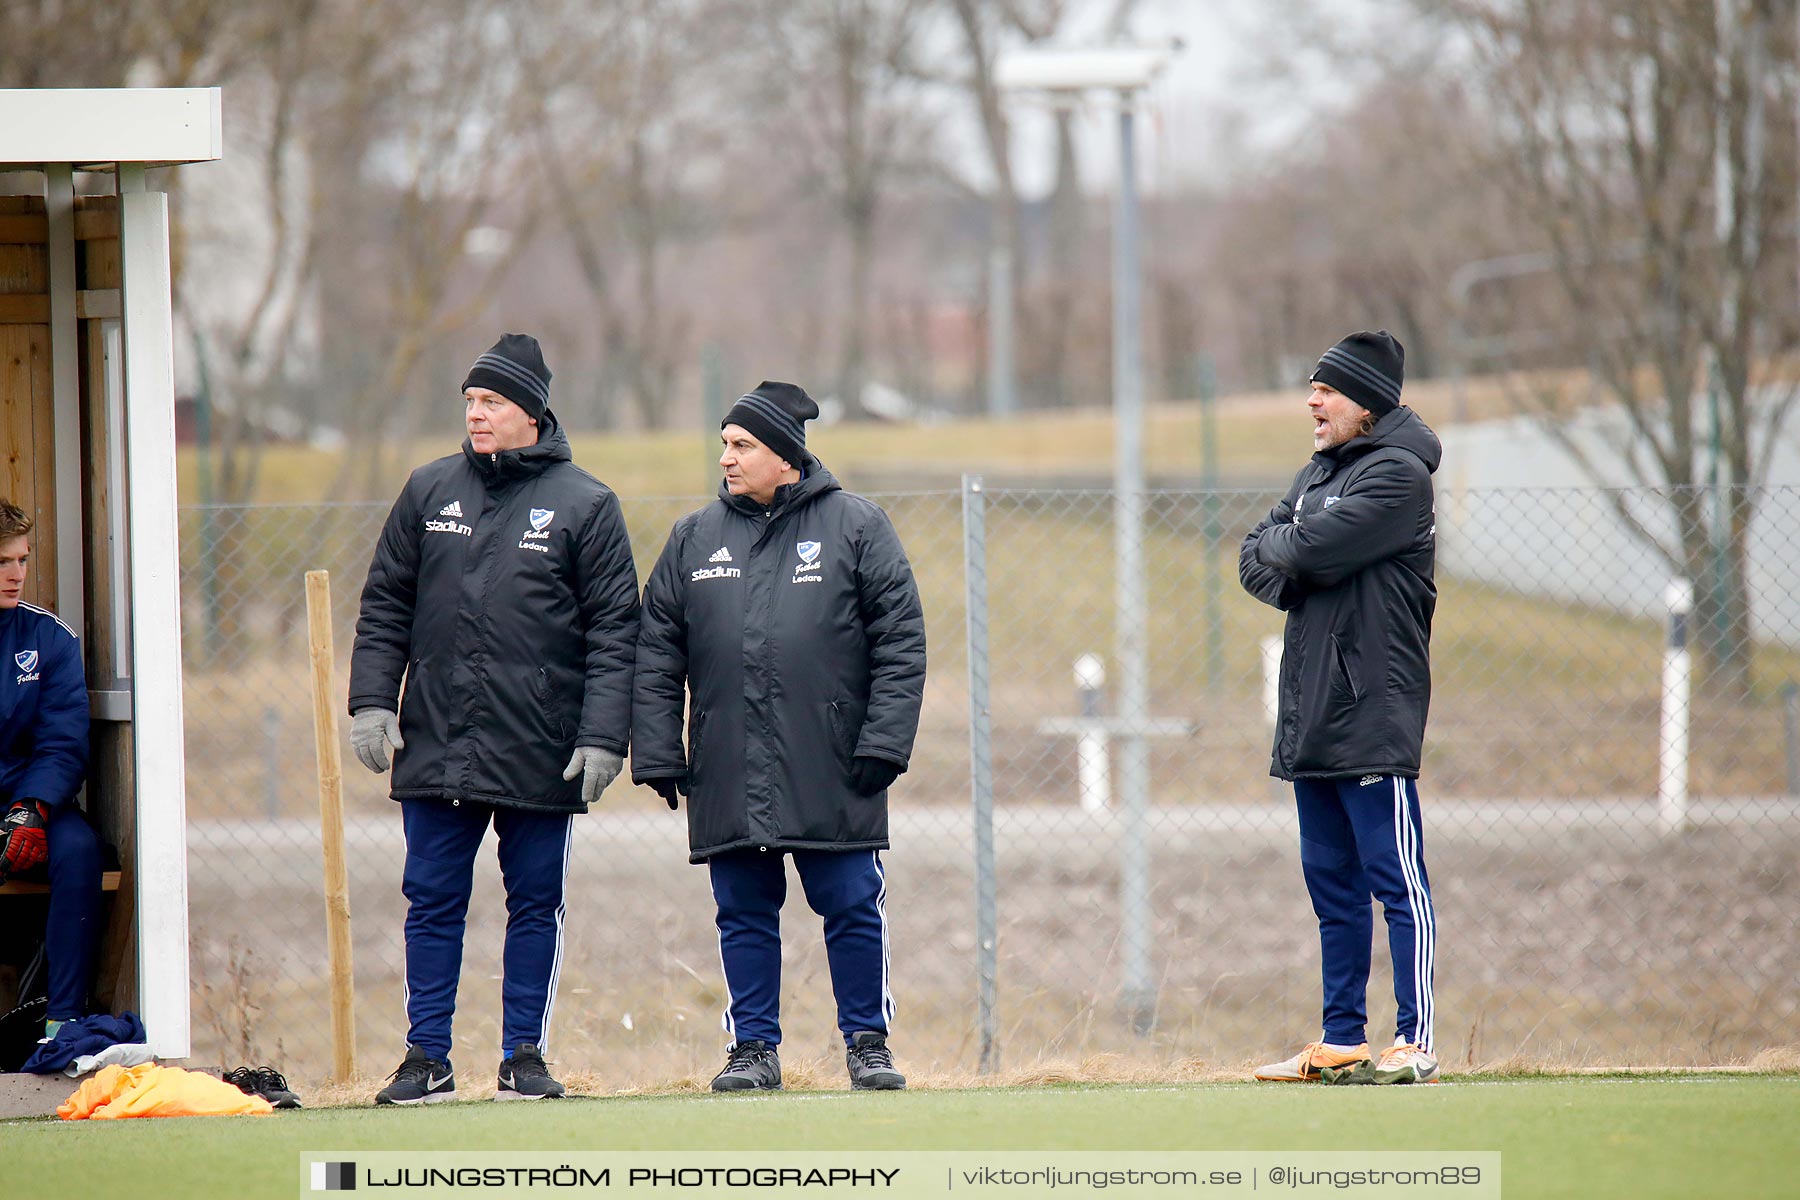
[1239,330,1446,1087]
[633,380,926,1093]
[349,332,642,1104]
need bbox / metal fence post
[1198,356,1224,688]
[962,474,999,1073]
[701,345,725,488]
[262,704,281,817]
[1783,681,1800,796]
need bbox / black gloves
[850,756,903,797]
[647,776,688,811]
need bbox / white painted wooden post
[119,176,192,1057]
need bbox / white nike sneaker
[1371,1042,1439,1085]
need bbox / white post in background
[1261,636,1283,731]
[1074,654,1109,812]
[1660,580,1693,835]
[1263,635,1286,801]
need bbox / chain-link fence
[175,484,1800,1084]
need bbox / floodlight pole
[989,245,1017,417]
[993,42,1175,1036]
[1111,92,1155,1033]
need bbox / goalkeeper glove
[0,799,50,882]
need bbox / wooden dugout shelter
[1,88,221,1059]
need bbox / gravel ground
[182,801,1799,1086]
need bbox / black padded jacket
[348,415,641,811]
[632,458,926,861]
[1239,406,1441,781]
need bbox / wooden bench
[0,870,122,897]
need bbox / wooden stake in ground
[305,569,356,1082]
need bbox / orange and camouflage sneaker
[1253,1041,1371,1082]
[1321,1058,1377,1085]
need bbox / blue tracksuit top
[0,602,88,809]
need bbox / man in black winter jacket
[633,381,926,1093]
[1239,330,1442,1087]
[348,333,641,1104]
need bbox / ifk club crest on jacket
[1238,405,1442,780]
[348,412,641,811]
[632,457,927,861]
[1,601,87,808]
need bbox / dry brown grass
[286,1046,1800,1110]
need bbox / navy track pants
[44,803,103,1020]
[708,848,893,1049]
[1294,775,1436,1052]
[399,798,573,1062]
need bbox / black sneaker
[496,1043,565,1100]
[224,1065,303,1109]
[375,1044,456,1105]
[846,1031,906,1090]
[710,1040,782,1091]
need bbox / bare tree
[947,0,1160,411]
[0,6,143,85]
[1432,0,1799,698]
[763,0,939,415]
[0,0,318,504]
[522,0,747,430]
[303,0,553,497]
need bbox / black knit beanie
[722,381,818,466]
[1311,330,1404,417]
[462,333,552,422]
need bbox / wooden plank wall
[0,195,55,613]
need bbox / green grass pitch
[10,1077,1796,1199]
